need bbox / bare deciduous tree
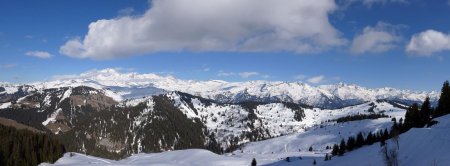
[380,143,399,166]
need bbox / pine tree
[412,103,421,128]
[339,139,346,156]
[356,132,365,148]
[405,103,421,128]
[398,118,404,133]
[251,158,257,166]
[366,132,374,145]
[383,128,389,140]
[309,146,313,152]
[346,136,355,151]
[332,144,339,156]
[435,81,450,117]
[420,97,432,126]
[0,124,65,166]
[380,139,386,147]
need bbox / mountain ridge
[0,68,438,109]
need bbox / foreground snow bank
[321,114,450,166]
[40,149,249,166]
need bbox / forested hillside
[0,124,66,166]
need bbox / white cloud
[25,51,52,59]
[332,76,341,81]
[238,72,260,78]
[406,30,450,56]
[60,0,346,60]
[118,7,135,16]
[350,22,401,54]
[52,68,151,81]
[217,70,267,79]
[307,75,325,84]
[362,0,407,6]
[217,71,235,77]
[342,0,407,7]
[52,74,79,80]
[0,64,17,69]
[294,74,307,80]
[261,75,270,79]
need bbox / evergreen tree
[420,97,432,126]
[412,103,421,127]
[366,132,374,145]
[331,144,339,156]
[435,81,450,117]
[309,146,313,152]
[0,124,65,166]
[405,103,421,128]
[251,158,257,166]
[377,130,383,142]
[380,139,386,147]
[339,139,346,156]
[383,128,389,140]
[398,118,405,133]
[356,132,365,148]
[390,120,401,139]
[346,136,355,151]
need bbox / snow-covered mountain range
[0,68,441,165]
[4,68,438,109]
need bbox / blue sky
[1,0,450,91]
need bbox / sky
[1,0,450,91]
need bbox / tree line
[329,80,450,159]
[334,113,388,123]
[331,128,390,156]
[0,124,66,166]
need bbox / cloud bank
[25,51,52,59]
[406,30,450,56]
[60,0,346,60]
[307,75,325,84]
[350,22,401,55]
[238,72,260,78]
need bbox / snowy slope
[40,149,249,166]
[41,114,402,166]
[318,114,450,166]
[228,101,404,165]
[40,99,407,166]
[43,112,450,166]
[162,92,405,149]
[235,119,393,156]
[15,68,437,109]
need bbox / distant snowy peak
[2,68,439,108]
[51,68,179,87]
[318,83,438,101]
